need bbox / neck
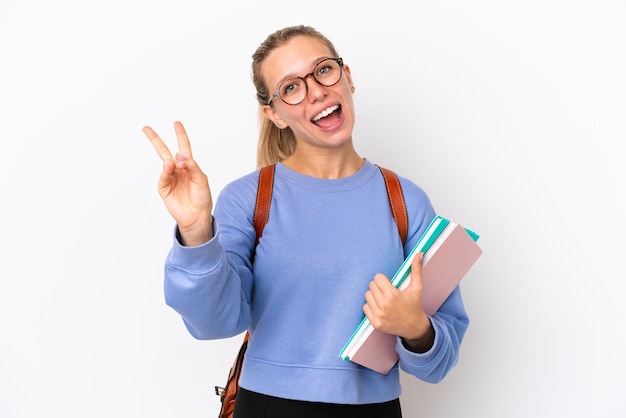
[282,147,364,179]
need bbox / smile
[312,105,340,122]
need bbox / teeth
[312,105,339,121]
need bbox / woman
[143,25,469,418]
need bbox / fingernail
[175,153,187,167]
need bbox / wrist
[401,316,435,353]
[178,216,214,246]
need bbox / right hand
[142,121,214,246]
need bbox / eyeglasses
[267,58,344,106]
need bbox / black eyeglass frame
[266,57,344,106]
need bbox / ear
[344,64,356,93]
[262,104,287,129]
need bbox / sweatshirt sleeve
[162,173,259,340]
[395,286,470,382]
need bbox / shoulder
[376,166,437,237]
[215,169,262,215]
[398,174,432,207]
[377,166,432,207]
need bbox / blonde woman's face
[261,36,356,152]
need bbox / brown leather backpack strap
[253,164,276,246]
[378,166,408,245]
[215,329,249,418]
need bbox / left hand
[363,252,434,352]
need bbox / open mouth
[311,104,341,128]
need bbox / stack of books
[339,216,483,374]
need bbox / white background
[1,1,625,417]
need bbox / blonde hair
[251,25,340,168]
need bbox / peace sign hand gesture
[142,121,214,246]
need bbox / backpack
[215,163,408,418]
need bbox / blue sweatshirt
[163,160,469,404]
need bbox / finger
[372,273,394,296]
[363,290,379,322]
[362,303,374,322]
[408,252,424,290]
[412,252,423,275]
[174,121,193,159]
[365,276,388,309]
[142,125,174,162]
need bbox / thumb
[406,252,424,293]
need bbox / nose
[304,74,327,103]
